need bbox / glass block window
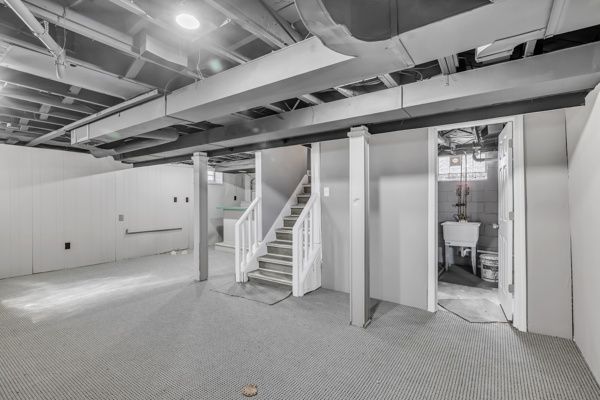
[438,154,487,181]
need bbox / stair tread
[267,242,292,249]
[248,270,292,285]
[297,194,311,197]
[258,266,292,276]
[258,254,292,265]
[291,204,306,209]
[268,240,292,246]
[276,228,292,232]
[283,215,299,220]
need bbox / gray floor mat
[440,264,498,288]
[439,298,508,323]
[211,280,292,305]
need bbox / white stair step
[258,266,292,276]
[268,240,292,247]
[248,270,292,286]
[258,254,292,265]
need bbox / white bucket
[480,253,499,283]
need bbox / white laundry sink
[441,221,481,247]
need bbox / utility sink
[441,221,481,247]
[442,221,481,274]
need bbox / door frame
[427,115,527,332]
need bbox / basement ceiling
[0,0,599,165]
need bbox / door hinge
[508,211,514,221]
[508,138,513,148]
[508,283,514,294]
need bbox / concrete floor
[0,249,599,400]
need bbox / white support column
[192,152,209,281]
[348,126,371,328]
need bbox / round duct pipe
[295,0,490,62]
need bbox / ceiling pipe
[4,0,66,80]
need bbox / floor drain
[242,384,258,397]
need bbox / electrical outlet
[324,187,330,197]
[65,242,71,250]
[174,197,178,203]
[234,195,237,201]
[186,197,189,203]
[118,214,124,222]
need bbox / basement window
[438,154,487,181]
[208,169,223,185]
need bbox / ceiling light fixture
[175,13,200,30]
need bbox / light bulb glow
[176,13,200,30]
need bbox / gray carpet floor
[0,249,599,400]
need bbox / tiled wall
[438,158,499,255]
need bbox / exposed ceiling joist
[125,58,146,79]
[0,97,79,121]
[0,66,120,107]
[378,74,398,88]
[5,0,202,80]
[0,86,93,114]
[333,86,359,98]
[0,37,153,98]
[438,55,458,75]
[0,110,66,127]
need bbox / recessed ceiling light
[176,13,200,30]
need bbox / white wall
[0,145,194,280]
[321,116,575,322]
[565,87,600,382]
[321,128,429,309]
[524,110,573,339]
[260,145,307,234]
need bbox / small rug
[211,281,292,305]
[439,264,498,289]
[438,298,507,323]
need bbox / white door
[498,123,514,320]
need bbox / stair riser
[259,261,293,273]
[267,245,292,257]
[276,231,292,241]
[303,186,311,194]
[291,207,303,216]
[284,219,297,228]
[297,196,309,204]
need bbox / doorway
[427,116,527,331]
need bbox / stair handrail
[234,197,261,283]
[292,193,321,296]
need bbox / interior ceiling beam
[0,37,153,98]
[0,109,66,127]
[0,67,120,108]
[0,116,53,131]
[125,58,146,80]
[0,97,80,121]
[378,74,398,88]
[333,86,359,98]
[4,0,202,80]
[0,86,93,114]
[118,42,600,160]
[297,94,323,105]
[203,0,300,48]
[438,55,458,75]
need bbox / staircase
[247,179,312,287]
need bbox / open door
[498,123,514,320]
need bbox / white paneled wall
[115,165,193,260]
[0,145,193,280]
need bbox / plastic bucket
[480,253,499,283]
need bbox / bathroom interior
[437,123,507,323]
